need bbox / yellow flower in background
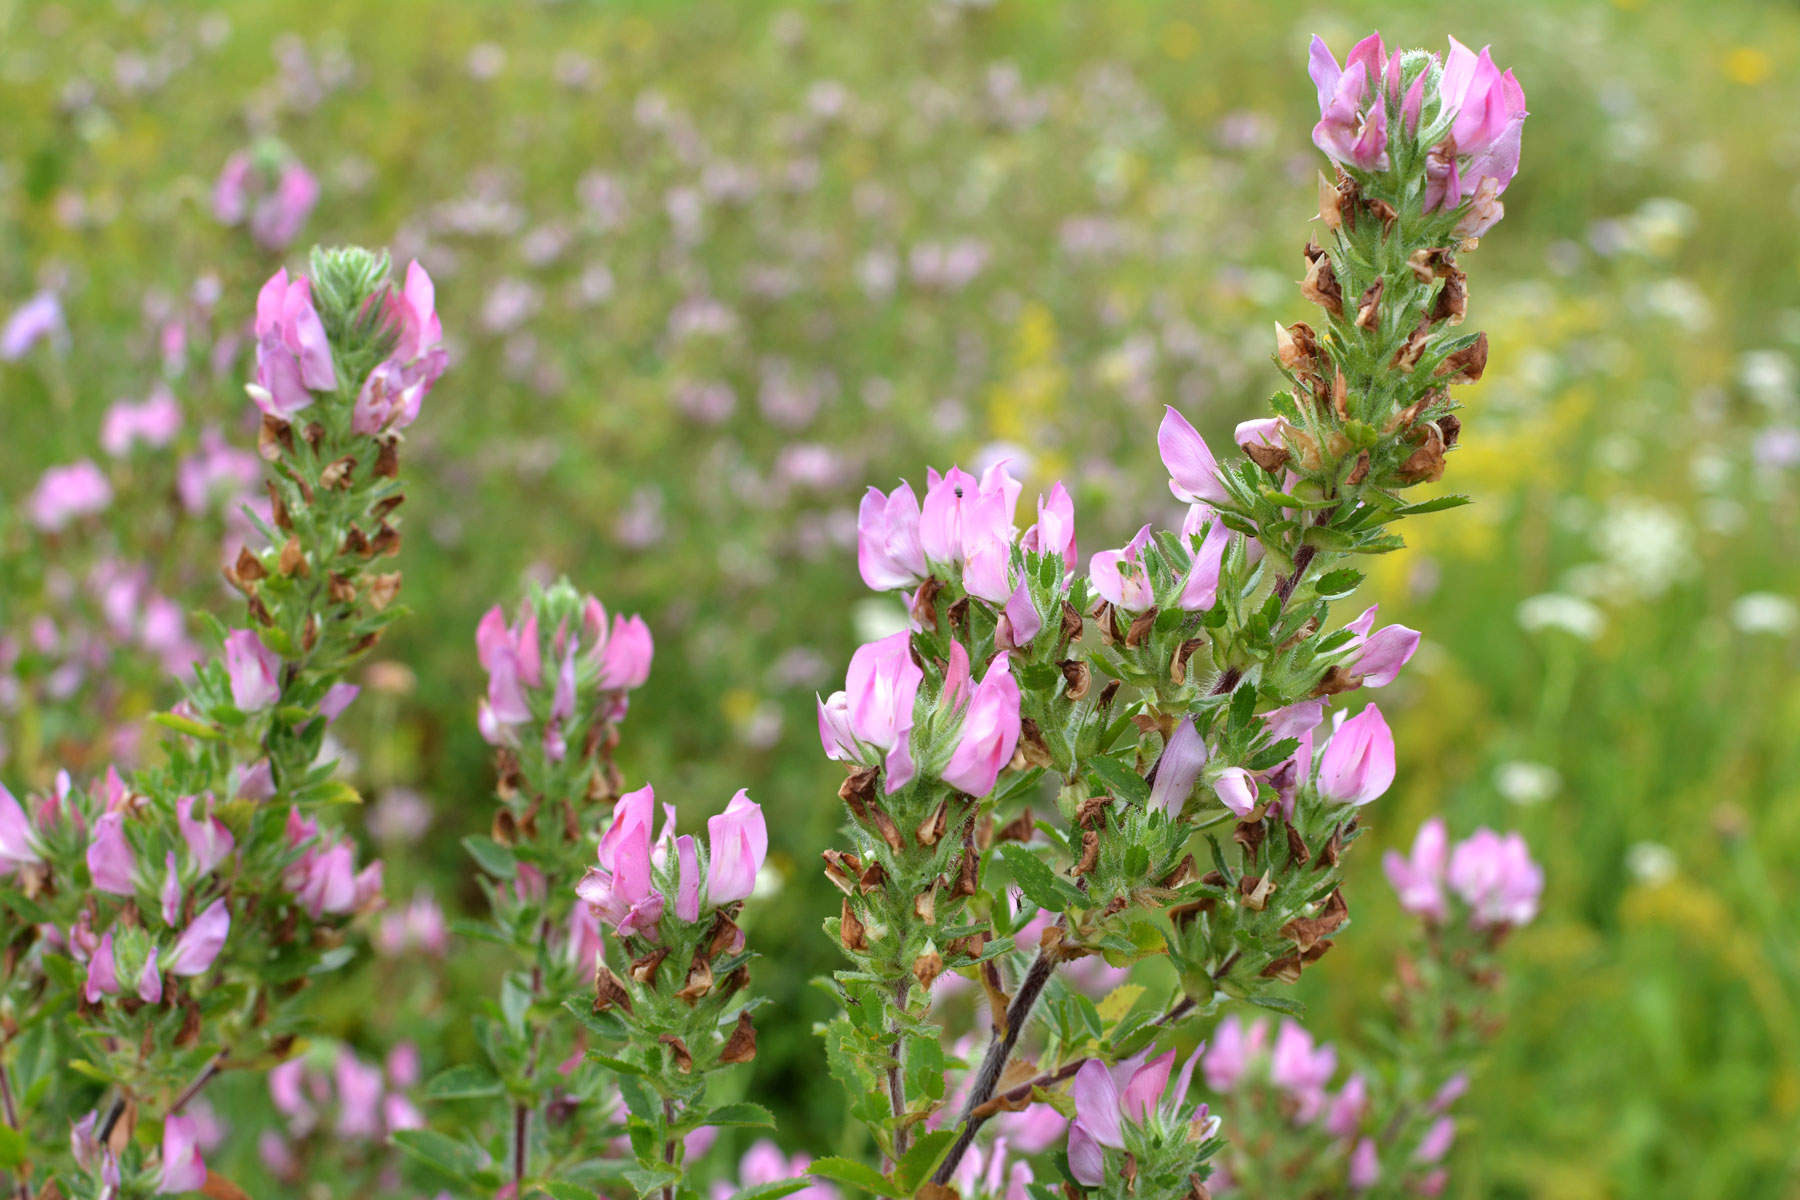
[1161,20,1200,61]
[1724,46,1771,86]
[986,302,1065,444]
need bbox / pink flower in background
[857,482,929,591]
[100,386,182,456]
[713,1140,839,1200]
[1204,1014,1269,1092]
[1090,524,1156,612]
[1325,1073,1371,1138]
[0,785,42,873]
[818,630,923,792]
[1447,828,1542,928]
[167,899,231,976]
[597,613,654,690]
[1308,33,1391,171]
[953,1136,1034,1200]
[28,461,113,531]
[157,1115,207,1193]
[940,653,1021,796]
[212,152,252,222]
[1315,704,1395,807]
[1159,405,1229,507]
[1269,1019,1337,1121]
[577,784,667,938]
[249,162,320,250]
[84,932,119,1003]
[1383,817,1449,921]
[1349,1137,1381,1189]
[251,268,336,419]
[704,789,767,906]
[1,292,66,360]
[223,630,282,712]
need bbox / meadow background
[3,0,1799,1195]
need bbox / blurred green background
[3,0,1799,1195]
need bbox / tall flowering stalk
[0,246,443,1197]
[809,32,1528,1195]
[421,580,769,1199]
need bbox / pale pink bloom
[1,292,66,360]
[1213,766,1259,818]
[597,614,654,690]
[1324,1073,1370,1138]
[28,461,113,531]
[223,629,282,712]
[1089,524,1155,612]
[1067,1046,1207,1186]
[953,1136,1035,1200]
[941,655,1022,796]
[1158,406,1229,506]
[577,784,666,938]
[137,946,163,1004]
[1234,417,1284,456]
[176,428,259,513]
[251,269,336,419]
[1148,718,1208,816]
[0,784,43,872]
[1178,511,1232,612]
[157,1115,207,1193]
[1414,1116,1456,1163]
[1349,1137,1381,1190]
[1446,828,1542,928]
[674,835,702,922]
[1428,38,1527,215]
[212,152,252,222]
[250,162,320,250]
[1204,1014,1269,1092]
[1308,34,1391,171]
[1000,578,1041,648]
[87,811,137,895]
[962,535,1016,606]
[320,682,360,723]
[718,1140,838,1200]
[334,1051,387,1139]
[857,482,929,591]
[1020,482,1078,564]
[1315,704,1395,807]
[84,931,119,1003]
[918,463,1019,570]
[1343,605,1420,687]
[100,386,182,457]
[1269,1019,1337,1121]
[705,790,767,906]
[475,606,541,742]
[167,899,230,976]
[353,261,447,435]
[818,631,923,792]
[1383,817,1449,921]
[161,853,182,925]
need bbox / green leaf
[422,1064,503,1101]
[895,1129,958,1190]
[808,1156,904,1198]
[0,1125,26,1170]
[544,1184,599,1200]
[703,1101,777,1128]
[1244,991,1307,1017]
[730,1183,815,1200]
[1390,494,1471,516]
[998,843,1079,913]
[149,711,221,740]
[1085,754,1150,806]
[1312,567,1363,598]
[462,835,517,879]
[390,1130,486,1183]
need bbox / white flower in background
[1518,593,1605,641]
[1589,500,1695,598]
[852,598,909,645]
[1495,760,1560,807]
[1626,841,1677,886]
[1641,279,1712,330]
[1739,350,1797,412]
[1731,592,1799,637]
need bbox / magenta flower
[818,631,924,792]
[940,655,1022,797]
[353,261,448,435]
[334,1051,387,1140]
[1382,817,1449,921]
[1147,718,1208,816]
[1414,1115,1456,1164]
[176,795,235,875]
[1000,578,1042,648]
[167,899,231,977]
[1349,1137,1381,1189]
[28,460,113,531]
[157,1114,208,1193]
[1446,828,1542,928]
[1158,406,1229,507]
[223,629,282,712]
[1089,524,1156,613]
[1309,34,1391,171]
[1325,1073,1370,1138]
[0,784,43,873]
[704,789,767,906]
[213,152,252,222]
[674,835,702,922]
[1020,481,1078,565]
[1203,1014,1268,1091]
[250,162,320,251]
[961,534,1017,606]
[476,606,541,741]
[100,386,183,457]
[1315,704,1395,807]
[1343,605,1421,687]
[1212,766,1259,818]
[1066,1046,1207,1186]
[87,811,137,896]
[1269,1019,1337,1121]
[1177,512,1232,612]
[1,291,66,360]
[918,463,1019,570]
[1427,38,1527,226]
[577,784,667,938]
[84,932,119,1004]
[251,269,336,419]
[857,482,929,592]
[597,613,654,690]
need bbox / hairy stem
[661,1099,678,1200]
[885,979,913,1165]
[169,1051,226,1117]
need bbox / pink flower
[1020,482,1077,564]
[157,1115,208,1193]
[87,811,137,895]
[223,629,282,712]
[1427,38,1527,220]
[167,899,231,977]
[28,460,113,531]
[1089,524,1155,612]
[0,784,43,872]
[1158,406,1229,507]
[1000,578,1041,648]
[213,152,252,222]
[1343,605,1420,687]
[250,162,320,251]
[1147,718,1208,816]
[577,784,667,938]
[1349,1137,1381,1190]
[1067,1047,1208,1186]
[1213,767,1259,818]
[1269,1019,1337,1121]
[1,292,66,360]
[857,482,928,591]
[1177,511,1232,612]
[1204,1014,1268,1092]
[1324,1073,1370,1138]
[1309,34,1391,171]
[918,463,1018,570]
[251,269,336,419]
[1315,704,1395,807]
[100,386,183,457]
[84,932,119,1003]
[1446,828,1542,928]
[335,1051,387,1139]
[1383,817,1449,921]
[475,606,542,742]
[674,835,702,922]
[1414,1116,1456,1164]
[597,614,654,690]
[704,790,767,906]
[941,655,1022,797]
[962,534,1017,606]
[818,631,923,793]
[353,261,447,435]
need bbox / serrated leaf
[462,835,517,879]
[1244,991,1307,1017]
[1085,755,1150,806]
[703,1101,776,1128]
[895,1129,958,1190]
[422,1064,502,1101]
[730,1183,814,1200]
[998,843,1078,913]
[1391,494,1470,516]
[1312,567,1363,598]
[390,1130,485,1182]
[1096,983,1146,1023]
[808,1156,904,1197]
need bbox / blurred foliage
[2,0,1799,1195]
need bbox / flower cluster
[1384,818,1545,929]
[213,142,320,250]
[476,589,652,758]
